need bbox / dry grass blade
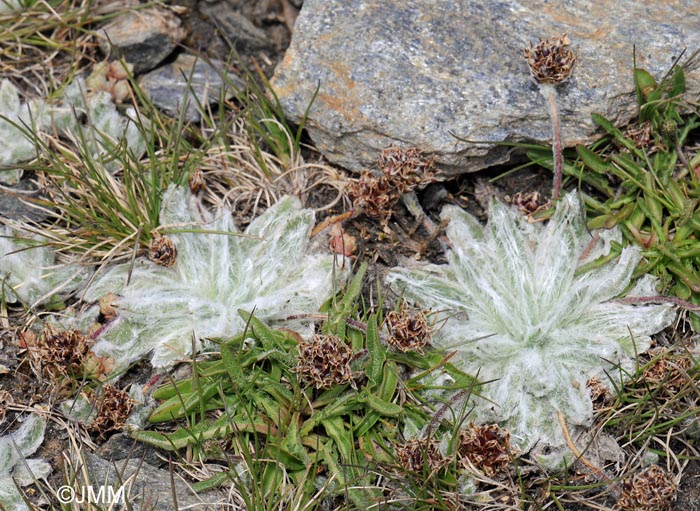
[0,0,106,95]
[200,117,347,217]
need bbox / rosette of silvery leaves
[0,223,89,308]
[386,192,676,469]
[0,72,145,185]
[81,185,346,374]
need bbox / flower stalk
[524,34,576,200]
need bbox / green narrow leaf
[669,65,686,97]
[364,393,403,417]
[221,343,244,383]
[148,381,220,422]
[634,67,658,106]
[238,311,279,350]
[329,262,367,329]
[321,416,354,463]
[151,379,194,400]
[379,361,399,402]
[365,314,385,387]
[576,144,611,175]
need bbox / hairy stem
[540,84,563,200]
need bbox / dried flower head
[189,169,206,194]
[395,437,451,473]
[348,170,399,225]
[385,304,432,353]
[507,191,550,217]
[295,334,354,389]
[148,233,177,267]
[29,325,92,380]
[616,465,677,511]
[457,423,512,477]
[89,384,134,438]
[349,147,435,226]
[378,147,436,193]
[523,34,576,85]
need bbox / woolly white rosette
[84,185,344,372]
[387,192,676,469]
[0,225,88,307]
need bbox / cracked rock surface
[272,0,700,175]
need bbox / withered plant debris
[395,437,451,474]
[457,423,512,477]
[586,377,612,406]
[641,349,693,395]
[624,120,658,151]
[294,333,354,389]
[523,34,576,85]
[148,232,177,267]
[616,464,677,511]
[89,384,134,439]
[98,292,119,321]
[384,303,432,353]
[522,34,576,199]
[0,390,13,426]
[348,147,436,226]
[328,222,357,257]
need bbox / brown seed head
[457,423,512,477]
[348,170,399,226]
[616,465,677,511]
[33,325,92,380]
[189,169,206,194]
[385,304,432,353]
[507,191,551,217]
[395,437,451,473]
[349,146,436,225]
[378,147,436,193]
[294,334,354,389]
[148,233,177,267]
[523,34,576,85]
[89,384,134,439]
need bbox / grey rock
[199,2,270,51]
[94,433,162,467]
[0,175,49,222]
[271,0,700,175]
[83,452,223,510]
[140,54,244,122]
[97,7,187,74]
